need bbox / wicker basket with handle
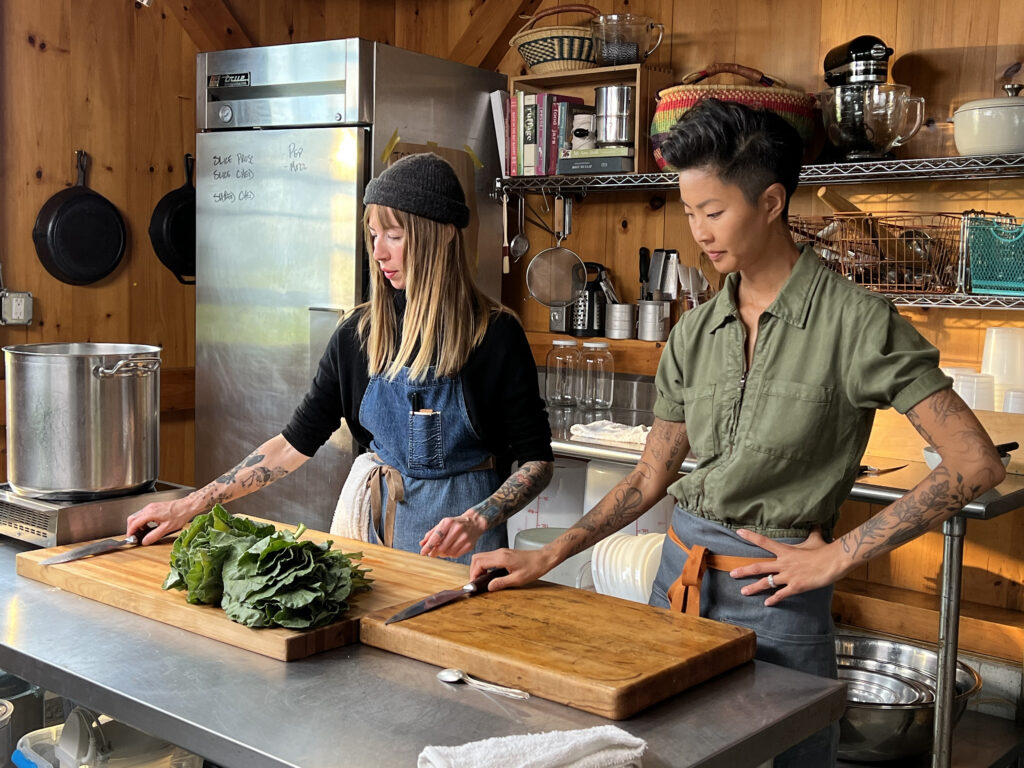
[650,63,819,170]
[510,4,600,74]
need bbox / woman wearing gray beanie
[130,153,554,564]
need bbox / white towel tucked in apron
[330,452,378,541]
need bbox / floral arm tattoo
[561,419,688,558]
[468,460,554,529]
[193,448,292,510]
[840,389,1001,562]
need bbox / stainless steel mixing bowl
[836,635,982,762]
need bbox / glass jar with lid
[577,341,614,409]
[545,339,579,407]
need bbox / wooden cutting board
[17,520,469,661]
[360,582,756,719]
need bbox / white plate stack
[591,532,665,603]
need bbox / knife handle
[464,568,509,594]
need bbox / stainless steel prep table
[0,539,844,768]
[550,406,1024,768]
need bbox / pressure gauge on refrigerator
[218,104,233,123]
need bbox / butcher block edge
[360,584,757,720]
[16,522,469,662]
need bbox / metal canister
[637,300,671,341]
[605,303,637,339]
[594,85,635,146]
[4,343,161,500]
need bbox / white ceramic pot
[952,86,1024,156]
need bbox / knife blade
[385,568,508,625]
[39,528,148,565]
[858,464,908,477]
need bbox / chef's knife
[385,568,508,625]
[639,247,650,300]
[40,525,154,565]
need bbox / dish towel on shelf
[329,451,377,541]
[569,420,650,447]
[417,725,646,768]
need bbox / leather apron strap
[367,455,405,548]
[666,525,775,616]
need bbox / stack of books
[490,89,635,177]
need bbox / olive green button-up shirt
[654,244,951,538]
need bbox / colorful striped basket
[510,4,599,75]
[651,64,819,171]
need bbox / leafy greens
[162,504,372,629]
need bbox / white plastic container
[583,460,674,535]
[506,457,587,544]
[980,327,1024,411]
[545,339,579,407]
[953,372,996,411]
[1,699,13,768]
[577,342,614,409]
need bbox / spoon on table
[436,668,530,699]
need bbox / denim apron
[356,367,506,565]
[650,506,839,767]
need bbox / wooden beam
[161,0,253,52]
[448,0,543,71]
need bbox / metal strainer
[525,245,586,307]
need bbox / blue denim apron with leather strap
[650,506,839,767]
[358,367,505,565]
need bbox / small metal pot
[4,343,161,500]
[594,85,635,146]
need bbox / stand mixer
[820,36,924,159]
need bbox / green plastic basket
[967,215,1024,296]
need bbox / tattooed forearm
[197,450,292,508]
[469,460,554,528]
[840,466,985,561]
[562,461,658,557]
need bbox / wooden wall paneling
[607,191,671,304]
[668,0,738,77]
[393,0,459,59]
[730,0,821,92]
[448,0,544,70]
[251,0,327,45]
[963,514,1024,612]
[129,1,197,371]
[66,0,133,345]
[164,0,253,51]
[891,0,1002,159]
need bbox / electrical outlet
[0,290,33,325]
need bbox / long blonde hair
[356,204,506,380]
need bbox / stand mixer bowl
[820,83,924,159]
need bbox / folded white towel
[330,452,377,541]
[418,725,646,768]
[569,420,650,447]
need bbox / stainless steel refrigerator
[195,39,505,531]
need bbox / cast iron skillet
[32,150,127,285]
[148,153,196,285]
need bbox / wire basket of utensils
[789,212,964,294]
[963,212,1024,296]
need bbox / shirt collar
[706,243,821,333]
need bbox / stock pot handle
[93,356,162,378]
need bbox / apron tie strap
[366,454,405,548]
[665,525,775,616]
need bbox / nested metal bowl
[836,635,982,762]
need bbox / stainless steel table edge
[0,539,846,768]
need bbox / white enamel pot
[952,84,1024,155]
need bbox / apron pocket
[408,410,444,471]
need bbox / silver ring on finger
[767,573,776,589]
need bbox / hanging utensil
[639,246,650,300]
[509,194,530,262]
[385,569,509,624]
[501,191,510,274]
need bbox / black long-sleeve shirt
[283,297,553,476]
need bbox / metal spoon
[436,668,530,699]
[509,195,530,262]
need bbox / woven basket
[651,64,819,170]
[510,4,599,75]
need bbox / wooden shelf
[526,330,666,376]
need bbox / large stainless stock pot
[4,343,161,499]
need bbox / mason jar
[577,341,614,409]
[545,339,579,407]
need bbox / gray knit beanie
[364,153,470,228]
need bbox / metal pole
[933,514,966,768]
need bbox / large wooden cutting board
[360,583,756,719]
[17,521,468,662]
